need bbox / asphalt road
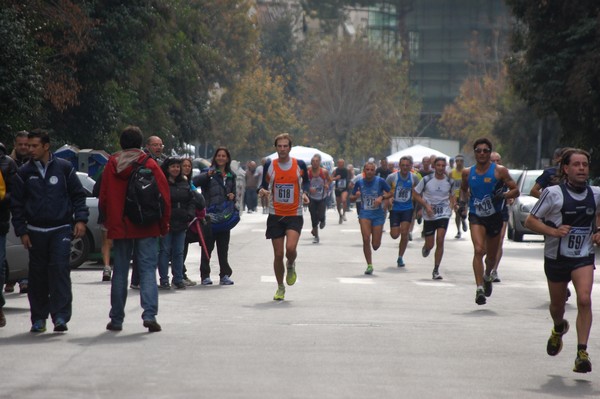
[1,208,599,399]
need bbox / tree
[211,66,302,161]
[506,0,600,174]
[299,39,420,160]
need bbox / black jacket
[193,170,236,209]
[168,178,197,232]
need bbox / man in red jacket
[99,126,171,332]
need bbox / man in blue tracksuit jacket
[10,129,89,333]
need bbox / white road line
[413,281,456,287]
[337,278,375,284]
[261,276,277,283]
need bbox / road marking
[337,278,375,284]
[291,323,381,328]
[261,276,277,283]
[413,281,456,287]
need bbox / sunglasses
[474,148,491,154]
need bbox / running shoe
[421,246,430,258]
[173,281,187,289]
[319,220,326,229]
[483,274,493,297]
[573,350,592,373]
[286,263,297,286]
[462,219,468,232]
[491,270,501,283]
[547,320,569,356]
[183,278,197,287]
[220,275,234,285]
[158,282,171,290]
[475,288,486,305]
[273,285,285,301]
[201,277,213,286]
[312,236,319,244]
[397,256,405,267]
[30,320,46,333]
[455,232,461,239]
[364,264,374,275]
[53,318,68,332]
[102,266,112,282]
[432,271,443,280]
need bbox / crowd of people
[0,128,597,374]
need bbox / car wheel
[513,230,524,242]
[70,233,91,269]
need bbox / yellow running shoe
[364,264,374,275]
[547,320,569,356]
[273,285,285,301]
[573,350,592,373]
[286,263,297,286]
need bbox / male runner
[450,155,468,238]
[489,151,513,283]
[413,157,455,279]
[332,159,349,224]
[349,162,391,275]
[525,148,599,373]
[259,133,310,301]
[460,138,519,305]
[386,156,418,267]
[307,154,331,244]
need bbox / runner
[258,133,310,301]
[460,138,519,305]
[332,159,349,224]
[349,161,391,275]
[307,154,331,244]
[413,157,455,279]
[450,155,468,239]
[525,148,599,373]
[386,156,418,267]
[489,151,513,283]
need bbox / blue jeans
[158,230,186,285]
[110,237,159,325]
[27,226,72,323]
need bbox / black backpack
[123,155,165,225]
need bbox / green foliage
[506,0,600,174]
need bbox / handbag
[206,200,240,233]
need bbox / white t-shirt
[414,174,454,220]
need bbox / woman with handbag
[193,147,237,286]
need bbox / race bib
[310,181,324,194]
[275,183,294,204]
[431,203,445,216]
[473,195,494,217]
[363,194,378,210]
[560,227,592,258]
[337,179,347,189]
[395,187,411,202]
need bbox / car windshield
[521,171,543,194]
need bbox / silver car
[5,172,102,282]
[507,169,544,242]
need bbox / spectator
[0,141,17,327]
[145,135,167,165]
[180,157,198,286]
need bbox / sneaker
[455,232,461,239]
[158,282,171,290]
[312,236,319,244]
[19,282,28,294]
[30,320,46,333]
[143,319,162,332]
[462,219,468,232]
[172,281,186,289]
[421,246,430,258]
[106,321,123,331]
[475,288,486,305]
[364,264,374,275]
[102,266,112,282]
[273,285,285,301]
[4,282,14,293]
[53,318,68,332]
[573,350,592,373]
[183,278,197,287]
[432,271,443,280]
[130,283,140,290]
[0,308,6,328]
[547,320,569,356]
[319,220,326,229]
[397,256,405,267]
[491,270,501,283]
[201,277,213,285]
[286,263,297,286]
[483,275,493,297]
[220,275,234,285]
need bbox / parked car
[5,172,102,282]
[507,169,544,242]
